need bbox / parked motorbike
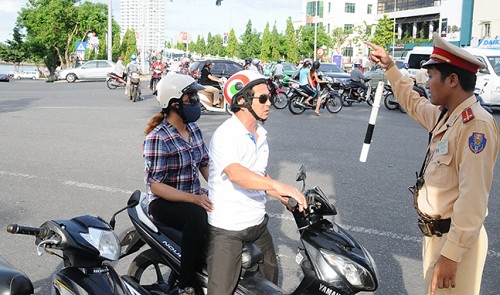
[119,165,378,295]
[129,72,142,102]
[268,77,289,109]
[107,72,127,89]
[288,76,343,115]
[340,79,374,107]
[2,201,151,295]
[383,84,406,113]
[198,77,232,114]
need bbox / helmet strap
[243,101,266,122]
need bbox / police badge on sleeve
[469,132,487,154]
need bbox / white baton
[359,81,385,163]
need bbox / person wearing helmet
[198,60,223,107]
[298,60,316,107]
[125,54,141,96]
[350,62,369,95]
[144,73,210,295]
[149,55,165,92]
[415,59,430,98]
[309,60,328,116]
[272,59,284,80]
[399,62,414,79]
[206,70,306,295]
[113,56,126,80]
[243,57,252,70]
[249,58,263,74]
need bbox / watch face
[181,287,195,294]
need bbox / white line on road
[3,170,500,259]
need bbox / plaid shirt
[143,119,209,202]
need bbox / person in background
[400,63,413,78]
[350,63,369,94]
[243,57,252,70]
[368,33,499,295]
[415,60,430,99]
[149,56,165,91]
[299,60,316,107]
[144,73,211,295]
[198,60,222,107]
[273,59,284,81]
[126,54,141,96]
[113,56,127,80]
[206,70,306,295]
[309,61,328,116]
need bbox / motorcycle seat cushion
[0,256,34,295]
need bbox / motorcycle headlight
[80,227,121,261]
[319,248,377,290]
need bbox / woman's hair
[145,112,165,135]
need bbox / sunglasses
[252,94,270,104]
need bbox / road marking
[3,170,500,259]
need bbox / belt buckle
[418,219,433,237]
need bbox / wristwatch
[180,287,195,295]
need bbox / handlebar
[288,198,298,208]
[7,224,40,236]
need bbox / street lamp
[107,0,112,61]
[314,16,318,61]
[392,0,396,59]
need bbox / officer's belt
[418,217,451,237]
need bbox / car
[0,73,9,82]
[13,70,40,80]
[317,63,350,83]
[188,59,243,81]
[58,60,115,83]
[263,61,297,77]
[364,60,405,83]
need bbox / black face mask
[180,102,201,123]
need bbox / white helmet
[156,73,205,108]
[224,70,267,108]
[252,58,260,65]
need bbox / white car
[13,71,40,80]
[58,60,115,83]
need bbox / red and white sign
[317,48,324,57]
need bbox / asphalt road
[1,79,500,294]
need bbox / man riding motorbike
[149,56,164,92]
[198,60,223,107]
[126,54,142,99]
[350,63,369,95]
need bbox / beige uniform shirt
[415,68,428,86]
[386,66,499,262]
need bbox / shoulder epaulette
[461,107,474,123]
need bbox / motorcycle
[2,200,151,295]
[340,79,374,107]
[107,72,127,89]
[197,77,232,114]
[151,68,163,95]
[383,84,406,113]
[119,165,378,295]
[288,76,343,115]
[268,77,289,110]
[129,72,142,102]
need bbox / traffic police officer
[367,33,499,295]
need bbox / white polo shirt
[208,115,269,231]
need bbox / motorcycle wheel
[341,92,353,107]
[366,93,374,106]
[152,79,158,93]
[128,249,178,293]
[132,87,138,102]
[288,96,306,115]
[325,94,343,113]
[384,92,398,110]
[271,92,289,109]
[107,79,117,90]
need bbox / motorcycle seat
[0,256,34,295]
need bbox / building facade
[119,0,167,52]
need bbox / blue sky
[0,0,303,44]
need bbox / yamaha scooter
[119,166,378,295]
[1,202,150,295]
[107,72,127,89]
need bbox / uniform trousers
[206,214,278,295]
[423,226,487,295]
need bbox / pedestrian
[416,59,430,98]
[143,73,212,295]
[367,33,499,295]
[206,70,307,295]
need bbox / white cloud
[0,0,26,13]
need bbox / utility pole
[107,0,112,61]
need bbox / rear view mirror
[296,165,306,181]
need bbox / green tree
[0,26,30,71]
[240,20,261,59]
[260,23,271,62]
[270,23,281,61]
[195,35,206,54]
[331,27,350,55]
[297,24,331,60]
[370,15,395,51]
[284,18,299,64]
[226,29,238,58]
[121,28,138,64]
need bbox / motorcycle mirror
[109,191,140,229]
[296,165,306,181]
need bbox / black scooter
[1,202,150,295]
[119,165,378,295]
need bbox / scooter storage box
[0,256,34,295]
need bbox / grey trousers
[206,215,278,295]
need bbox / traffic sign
[317,48,324,57]
[76,42,87,52]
